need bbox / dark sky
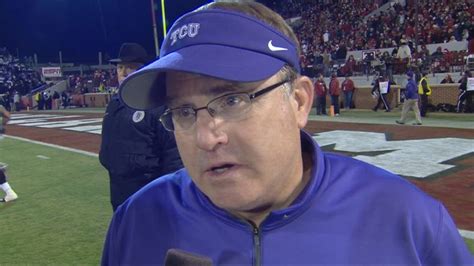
[0,0,212,64]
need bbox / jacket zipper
[252,225,261,266]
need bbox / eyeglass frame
[159,78,292,132]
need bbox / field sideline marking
[3,135,474,239]
[459,229,474,240]
[4,135,98,158]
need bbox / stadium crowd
[68,69,118,95]
[0,46,120,111]
[0,47,44,110]
[265,0,473,77]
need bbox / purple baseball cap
[119,9,300,110]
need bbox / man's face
[116,63,142,84]
[166,71,312,217]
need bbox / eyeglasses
[159,79,291,132]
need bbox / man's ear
[292,76,314,129]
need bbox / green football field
[0,137,473,264]
[0,137,111,264]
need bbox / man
[341,74,355,110]
[313,73,327,115]
[52,90,60,109]
[396,39,412,65]
[371,74,391,112]
[431,46,444,59]
[456,70,473,113]
[102,2,473,265]
[440,73,454,84]
[0,104,18,202]
[43,90,52,110]
[418,70,432,117]
[99,43,182,211]
[13,90,20,112]
[61,90,69,109]
[396,71,422,125]
[328,73,340,116]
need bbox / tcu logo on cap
[170,23,200,46]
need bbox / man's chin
[210,194,268,215]
[211,195,254,211]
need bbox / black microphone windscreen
[164,248,213,266]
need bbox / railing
[303,51,470,79]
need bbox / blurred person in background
[13,90,20,112]
[372,74,391,112]
[328,73,340,116]
[61,90,69,109]
[418,70,432,117]
[344,54,356,76]
[0,104,18,202]
[440,73,454,84]
[99,43,182,211]
[43,90,52,110]
[396,71,422,125]
[314,73,328,115]
[381,51,394,81]
[341,74,355,110]
[3,91,11,111]
[52,91,60,109]
[396,39,412,66]
[456,70,473,113]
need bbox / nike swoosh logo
[268,40,288,51]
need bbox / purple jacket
[102,131,472,265]
[405,78,419,100]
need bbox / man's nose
[194,109,228,151]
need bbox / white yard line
[459,229,474,240]
[4,135,98,158]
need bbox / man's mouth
[210,164,234,174]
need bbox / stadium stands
[0,47,44,109]
[263,0,473,78]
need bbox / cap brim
[119,45,287,110]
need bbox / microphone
[164,249,213,266]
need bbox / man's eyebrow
[165,82,252,107]
[208,82,251,95]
